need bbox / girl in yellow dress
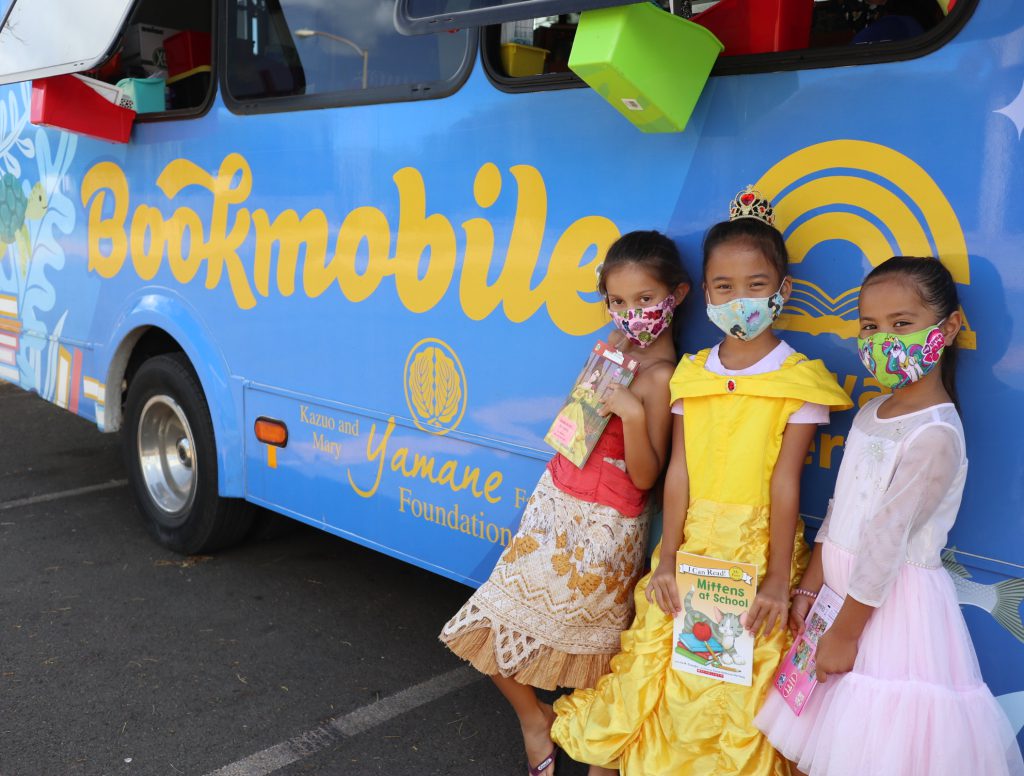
[551,188,852,776]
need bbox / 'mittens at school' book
[672,551,758,687]
[772,585,844,715]
[544,341,639,468]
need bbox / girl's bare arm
[601,362,674,490]
[747,422,817,637]
[647,413,689,615]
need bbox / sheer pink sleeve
[815,499,835,543]
[848,424,963,607]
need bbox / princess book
[672,551,758,687]
[772,585,844,715]
[543,340,639,468]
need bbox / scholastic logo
[697,668,724,679]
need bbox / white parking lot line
[0,480,128,511]
[204,665,481,776]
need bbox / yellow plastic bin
[500,43,549,77]
[569,2,723,133]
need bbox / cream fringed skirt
[439,470,648,691]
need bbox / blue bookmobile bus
[0,0,1021,752]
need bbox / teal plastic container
[569,3,723,133]
[116,77,166,114]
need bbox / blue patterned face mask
[706,285,785,341]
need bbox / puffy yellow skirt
[551,500,808,776]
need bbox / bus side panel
[97,290,246,496]
[243,386,545,586]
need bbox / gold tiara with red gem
[729,185,775,227]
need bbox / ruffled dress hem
[755,540,1024,776]
[441,620,615,691]
[758,671,1024,776]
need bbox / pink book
[772,585,844,715]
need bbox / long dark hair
[701,217,789,283]
[598,230,691,337]
[598,230,690,296]
[862,256,961,405]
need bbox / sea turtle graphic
[0,173,47,276]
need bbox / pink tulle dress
[756,397,1024,776]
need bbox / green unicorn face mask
[856,322,947,389]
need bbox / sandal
[528,746,559,776]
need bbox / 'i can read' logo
[404,339,467,435]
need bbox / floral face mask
[610,295,676,348]
[856,322,947,389]
[706,285,785,341]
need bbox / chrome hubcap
[137,396,197,519]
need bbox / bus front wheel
[123,354,252,554]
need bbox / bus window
[223,0,473,113]
[112,0,215,115]
[484,0,960,84]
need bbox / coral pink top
[547,416,647,518]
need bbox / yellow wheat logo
[755,140,976,349]
[404,339,467,435]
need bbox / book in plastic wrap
[544,340,639,468]
[772,584,844,714]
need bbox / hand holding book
[596,381,643,424]
[646,559,682,616]
[772,585,844,713]
[545,341,639,469]
[745,573,790,638]
[813,627,859,683]
[788,592,815,639]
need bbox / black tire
[123,353,252,554]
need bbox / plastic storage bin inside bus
[165,31,212,78]
[500,43,549,77]
[568,3,722,134]
[116,77,166,114]
[30,74,136,144]
[692,0,813,55]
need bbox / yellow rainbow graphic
[754,140,976,349]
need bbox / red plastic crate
[31,75,136,144]
[165,31,211,78]
[692,0,813,55]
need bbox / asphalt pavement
[0,383,591,776]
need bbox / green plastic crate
[569,3,723,133]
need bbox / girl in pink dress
[756,256,1024,776]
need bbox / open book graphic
[544,341,639,468]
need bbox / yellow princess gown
[551,348,852,776]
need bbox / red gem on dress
[726,379,736,392]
